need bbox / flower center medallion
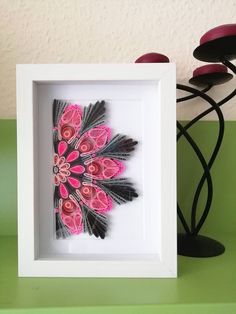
[53,166,59,174]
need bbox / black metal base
[178,233,225,257]
[189,72,233,87]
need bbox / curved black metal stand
[177,60,236,257]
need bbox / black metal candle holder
[136,24,236,257]
[177,24,236,257]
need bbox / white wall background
[0,0,235,119]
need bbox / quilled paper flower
[53,99,138,239]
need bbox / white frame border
[17,64,176,278]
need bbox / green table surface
[1,121,236,313]
[0,234,235,314]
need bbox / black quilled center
[53,166,59,174]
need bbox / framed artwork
[17,64,176,277]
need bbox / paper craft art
[53,100,139,239]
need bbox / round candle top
[135,52,169,63]
[189,63,232,87]
[200,24,236,45]
[193,64,228,78]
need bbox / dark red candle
[200,24,236,45]
[189,63,232,87]
[135,52,169,63]
[193,64,228,77]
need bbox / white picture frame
[16,64,176,278]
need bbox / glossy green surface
[0,120,236,313]
[0,235,235,313]
[0,120,17,236]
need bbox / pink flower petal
[74,214,82,228]
[59,106,83,141]
[61,207,83,234]
[58,174,66,183]
[54,175,60,185]
[78,184,112,212]
[66,151,80,163]
[103,168,118,179]
[58,157,66,167]
[97,190,109,204]
[90,126,111,140]
[60,163,70,170]
[70,165,85,174]
[62,110,73,122]
[90,198,112,212]
[63,215,75,229]
[72,110,82,128]
[59,169,70,176]
[89,128,104,137]
[68,177,81,188]
[59,183,69,199]
[90,126,111,150]
[85,157,124,179]
[54,154,59,166]
[77,126,111,155]
[90,200,104,210]
[102,158,118,167]
[58,141,68,156]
